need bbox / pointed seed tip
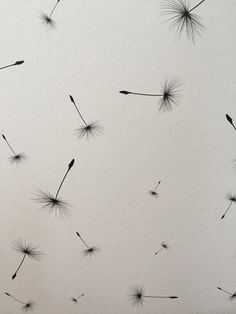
[69,95,74,102]
[69,159,75,168]
[15,60,24,65]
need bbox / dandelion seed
[2,134,27,165]
[226,114,236,131]
[149,180,161,197]
[5,292,35,312]
[71,294,85,303]
[69,95,102,138]
[128,285,178,306]
[160,0,206,42]
[120,78,181,112]
[217,287,236,301]
[221,193,236,220]
[34,159,75,218]
[154,242,169,255]
[0,60,24,71]
[11,239,43,280]
[76,232,99,256]
[40,0,61,28]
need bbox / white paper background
[0,0,236,313]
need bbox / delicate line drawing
[128,286,178,306]
[71,294,85,303]
[221,193,236,219]
[2,134,27,165]
[69,95,102,138]
[76,232,99,256]
[160,0,206,42]
[40,0,61,28]
[11,239,43,280]
[226,114,236,131]
[217,287,236,301]
[120,78,181,112]
[154,242,169,255]
[149,180,161,197]
[5,292,35,312]
[0,60,24,71]
[34,159,75,218]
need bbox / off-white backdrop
[0,0,236,313]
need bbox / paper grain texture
[0,0,236,313]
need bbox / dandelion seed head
[34,191,70,218]
[83,246,99,257]
[160,0,205,42]
[9,153,27,165]
[149,190,158,197]
[22,301,35,312]
[40,12,56,28]
[128,286,144,306]
[159,78,181,112]
[76,121,102,138]
[13,239,43,260]
[226,193,236,203]
[161,242,169,250]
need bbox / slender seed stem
[55,160,74,198]
[49,0,60,17]
[76,294,85,299]
[76,232,90,249]
[218,287,233,296]
[2,135,17,155]
[189,0,206,12]
[154,247,163,255]
[144,295,176,299]
[6,293,26,305]
[55,168,70,198]
[0,64,15,70]
[154,181,161,192]
[70,95,88,126]
[124,92,162,97]
[221,202,232,219]
[12,253,26,279]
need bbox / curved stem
[189,0,206,12]
[49,0,60,17]
[221,202,232,219]
[71,99,87,126]
[9,295,25,305]
[12,253,26,279]
[55,159,74,198]
[55,168,69,198]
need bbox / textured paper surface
[1,0,236,313]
